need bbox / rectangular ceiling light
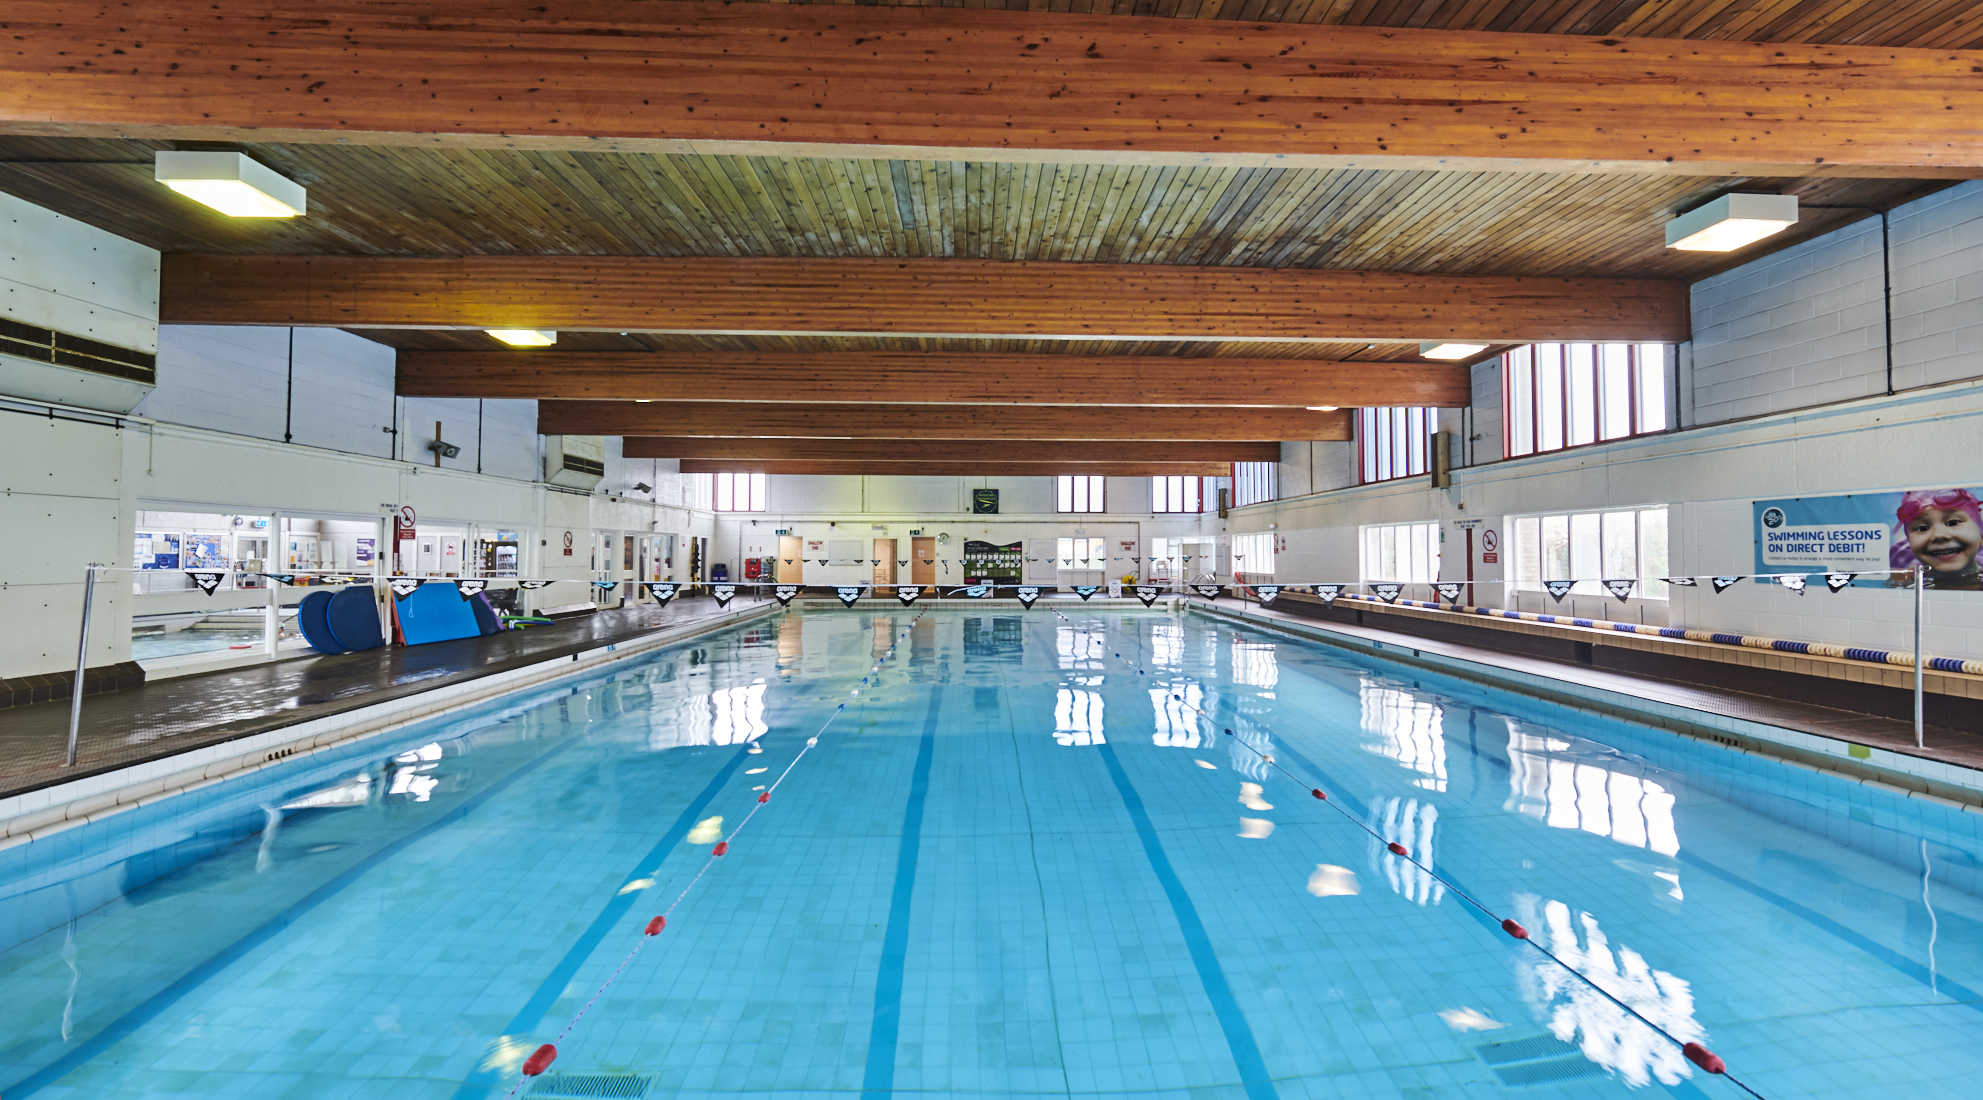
[486,329,557,346]
[154,151,306,217]
[1419,341,1489,360]
[1665,193,1798,252]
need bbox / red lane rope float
[1047,607,1762,1100]
[503,609,928,1097]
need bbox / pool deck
[0,596,776,802]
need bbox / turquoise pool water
[2,607,1978,1099]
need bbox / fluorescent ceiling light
[1419,341,1488,360]
[486,329,557,346]
[1306,405,1339,412]
[1665,193,1798,252]
[154,151,306,217]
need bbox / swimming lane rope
[1046,606,1768,1100]
[502,609,928,1095]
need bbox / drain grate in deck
[527,1074,653,1098]
[1474,1034,1606,1087]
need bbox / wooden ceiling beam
[679,461,1233,476]
[395,350,1469,407]
[6,3,1980,176]
[165,256,1687,344]
[540,401,1349,441]
[622,439,1282,462]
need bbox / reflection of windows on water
[1149,682,1204,747]
[1367,797,1443,905]
[1226,722,1273,781]
[1150,620,1185,671]
[965,616,1025,657]
[1504,722,1679,856]
[648,683,768,751]
[1054,683,1106,746]
[1055,624,1109,670]
[1231,639,1279,688]
[1360,680,1448,792]
[1515,896,1705,1088]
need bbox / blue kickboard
[469,592,502,635]
[396,582,484,646]
[325,587,385,651]
[296,590,347,654]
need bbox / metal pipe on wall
[1915,564,1926,748]
[65,564,100,767]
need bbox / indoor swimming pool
[1,607,1976,1099]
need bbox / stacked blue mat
[299,584,504,654]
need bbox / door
[1023,538,1057,584]
[911,537,935,584]
[872,538,896,592]
[778,534,803,584]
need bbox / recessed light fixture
[1420,341,1489,360]
[1305,406,1340,412]
[485,329,557,346]
[1665,193,1798,252]
[154,151,306,217]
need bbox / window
[1505,344,1669,458]
[1057,475,1105,513]
[1508,508,1669,599]
[1232,532,1275,576]
[1055,536,1106,570]
[1356,407,1437,484]
[1151,475,1203,513]
[713,472,766,512]
[1233,463,1276,506]
[1361,522,1441,583]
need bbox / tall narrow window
[1504,344,1670,458]
[1357,407,1436,484]
[1232,463,1277,506]
[1151,476,1203,513]
[712,472,766,512]
[1057,475,1105,513]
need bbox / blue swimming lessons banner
[1754,486,1983,589]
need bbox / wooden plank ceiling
[0,0,1974,475]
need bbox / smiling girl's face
[1906,506,1982,577]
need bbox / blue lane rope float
[499,610,926,1096]
[1047,606,1768,1100]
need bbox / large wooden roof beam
[397,350,1470,407]
[540,400,1350,441]
[679,461,1234,476]
[621,439,1283,463]
[5,3,1979,177]
[164,256,1686,344]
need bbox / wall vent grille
[0,317,156,384]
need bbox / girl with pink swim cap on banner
[1889,487,1983,590]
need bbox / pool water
[130,627,268,661]
[2,607,1978,1099]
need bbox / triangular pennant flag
[1826,572,1857,593]
[815,559,830,567]
[1776,574,1807,595]
[185,570,225,596]
[1134,585,1162,608]
[1131,557,1141,564]
[1183,555,1194,563]
[1314,583,1343,606]
[773,584,801,606]
[592,580,619,595]
[1255,585,1281,605]
[1666,576,1698,587]
[835,586,863,607]
[518,579,553,590]
[319,575,355,586]
[388,577,423,599]
[1602,578,1636,603]
[260,573,297,586]
[1073,586,1100,601]
[1434,582,1464,603]
[897,559,908,567]
[965,584,991,599]
[1192,584,1226,600]
[1372,583,1403,604]
[455,579,488,599]
[1542,579,1575,603]
[644,581,678,605]
[1711,576,1741,594]
[1014,586,1041,608]
[871,559,880,566]
[897,585,921,606]
[711,584,738,608]
[1062,558,1073,566]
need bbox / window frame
[1504,343,1670,460]
[1358,521,1441,584]
[1356,407,1437,485]
[1506,506,1669,600]
[1056,474,1106,514]
[1150,475,1204,514]
[1232,463,1276,507]
[711,471,767,512]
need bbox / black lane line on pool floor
[861,683,942,1097]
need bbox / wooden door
[872,538,896,592]
[911,537,935,584]
[778,535,803,584]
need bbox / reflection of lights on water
[1515,895,1706,1088]
[1150,682,1204,747]
[1368,797,1443,905]
[1231,640,1278,688]
[1238,782,1274,811]
[1194,759,1218,770]
[617,877,655,895]
[650,684,768,751]
[388,767,439,802]
[1227,724,1273,781]
[1054,683,1106,746]
[394,742,443,764]
[1438,1006,1507,1032]
[479,1035,535,1073]
[1359,680,1447,791]
[686,816,724,844]
[1306,864,1359,897]
[283,771,372,810]
[1506,722,1679,856]
[745,767,768,774]
[1238,817,1275,839]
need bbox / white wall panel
[0,190,159,353]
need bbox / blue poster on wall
[1754,486,1982,590]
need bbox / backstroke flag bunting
[388,577,423,599]
[455,579,487,599]
[1434,583,1464,604]
[1255,585,1281,605]
[1015,586,1041,608]
[712,584,738,608]
[1134,585,1162,608]
[259,573,297,586]
[185,570,224,596]
[897,585,921,606]
[1777,574,1807,595]
[518,580,553,590]
[644,582,678,605]
[592,580,619,595]
[1073,586,1100,601]
[1826,573,1858,593]
[1372,583,1403,604]
[1666,576,1698,587]
[1314,584,1343,606]
[1711,576,1742,593]
[774,584,801,606]
[836,586,863,607]
[962,585,991,599]
[1542,579,1576,603]
[1602,579,1636,603]
[1192,584,1226,601]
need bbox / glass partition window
[1505,344,1669,458]
[713,472,767,512]
[1055,537,1107,569]
[1231,532,1275,576]
[1151,476,1203,513]
[1232,463,1276,506]
[1361,522,1441,583]
[1507,508,1669,599]
[1057,475,1105,513]
[1357,407,1436,484]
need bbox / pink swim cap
[1892,488,1983,568]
